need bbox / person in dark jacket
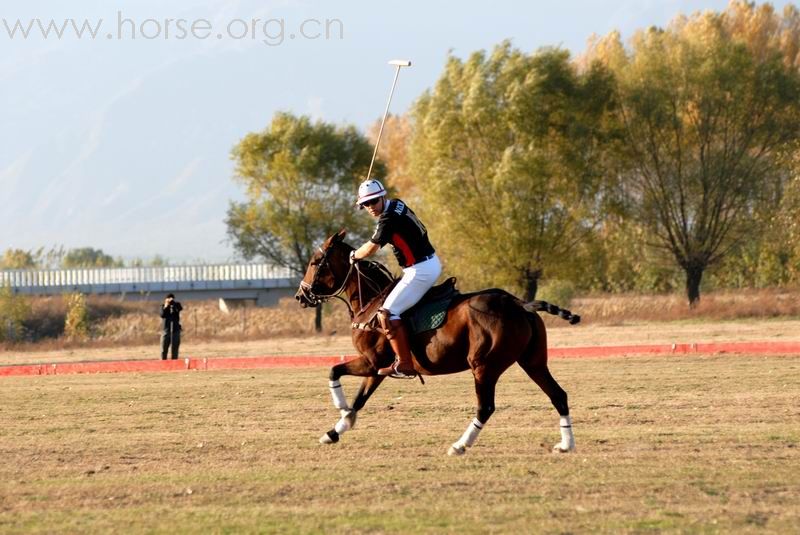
[160,293,182,360]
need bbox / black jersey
[370,199,435,268]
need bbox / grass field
[1,354,798,533]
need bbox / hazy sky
[1,0,790,262]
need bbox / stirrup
[378,360,417,379]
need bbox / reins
[353,260,394,313]
[299,244,394,319]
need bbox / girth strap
[352,321,380,332]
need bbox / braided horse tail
[521,300,581,325]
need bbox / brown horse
[295,230,580,455]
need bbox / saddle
[401,277,460,335]
[352,277,460,335]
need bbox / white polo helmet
[356,179,386,208]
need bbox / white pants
[383,254,442,319]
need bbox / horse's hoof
[552,442,575,453]
[319,430,340,444]
[447,444,466,456]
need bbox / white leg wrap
[329,380,349,411]
[558,415,575,451]
[334,413,352,434]
[455,418,484,449]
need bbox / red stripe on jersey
[391,233,416,267]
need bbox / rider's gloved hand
[349,251,358,265]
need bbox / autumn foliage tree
[588,2,800,305]
[0,249,36,270]
[367,114,416,199]
[226,112,382,331]
[410,43,617,299]
[61,248,121,268]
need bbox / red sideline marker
[1,342,799,378]
[0,355,354,377]
[550,341,800,358]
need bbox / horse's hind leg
[523,365,575,452]
[321,357,384,444]
[518,316,575,452]
[447,375,497,456]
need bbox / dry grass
[6,297,352,351]
[0,355,798,533]
[4,288,800,357]
[93,299,353,343]
[572,288,800,325]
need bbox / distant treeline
[0,246,170,270]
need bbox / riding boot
[377,314,417,378]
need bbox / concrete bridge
[0,264,299,307]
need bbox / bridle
[298,245,352,307]
[298,243,393,318]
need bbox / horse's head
[295,230,353,308]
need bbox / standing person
[349,179,441,378]
[160,293,182,360]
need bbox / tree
[128,255,169,267]
[752,152,800,286]
[585,216,683,293]
[0,249,37,269]
[62,248,121,268]
[410,43,617,299]
[367,114,416,199]
[588,4,800,306]
[778,169,800,283]
[34,246,65,270]
[64,293,90,341]
[0,285,30,342]
[226,112,382,331]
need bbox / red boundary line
[1,342,799,378]
[549,341,800,358]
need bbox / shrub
[0,285,31,342]
[64,293,90,340]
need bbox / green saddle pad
[403,298,452,335]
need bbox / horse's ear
[322,230,346,249]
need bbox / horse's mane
[336,241,397,320]
[335,241,395,284]
[353,279,398,321]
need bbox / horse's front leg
[448,374,496,456]
[321,356,384,444]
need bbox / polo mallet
[365,59,412,181]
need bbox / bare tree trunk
[685,265,704,308]
[314,306,322,333]
[522,268,543,302]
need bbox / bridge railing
[0,263,295,289]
